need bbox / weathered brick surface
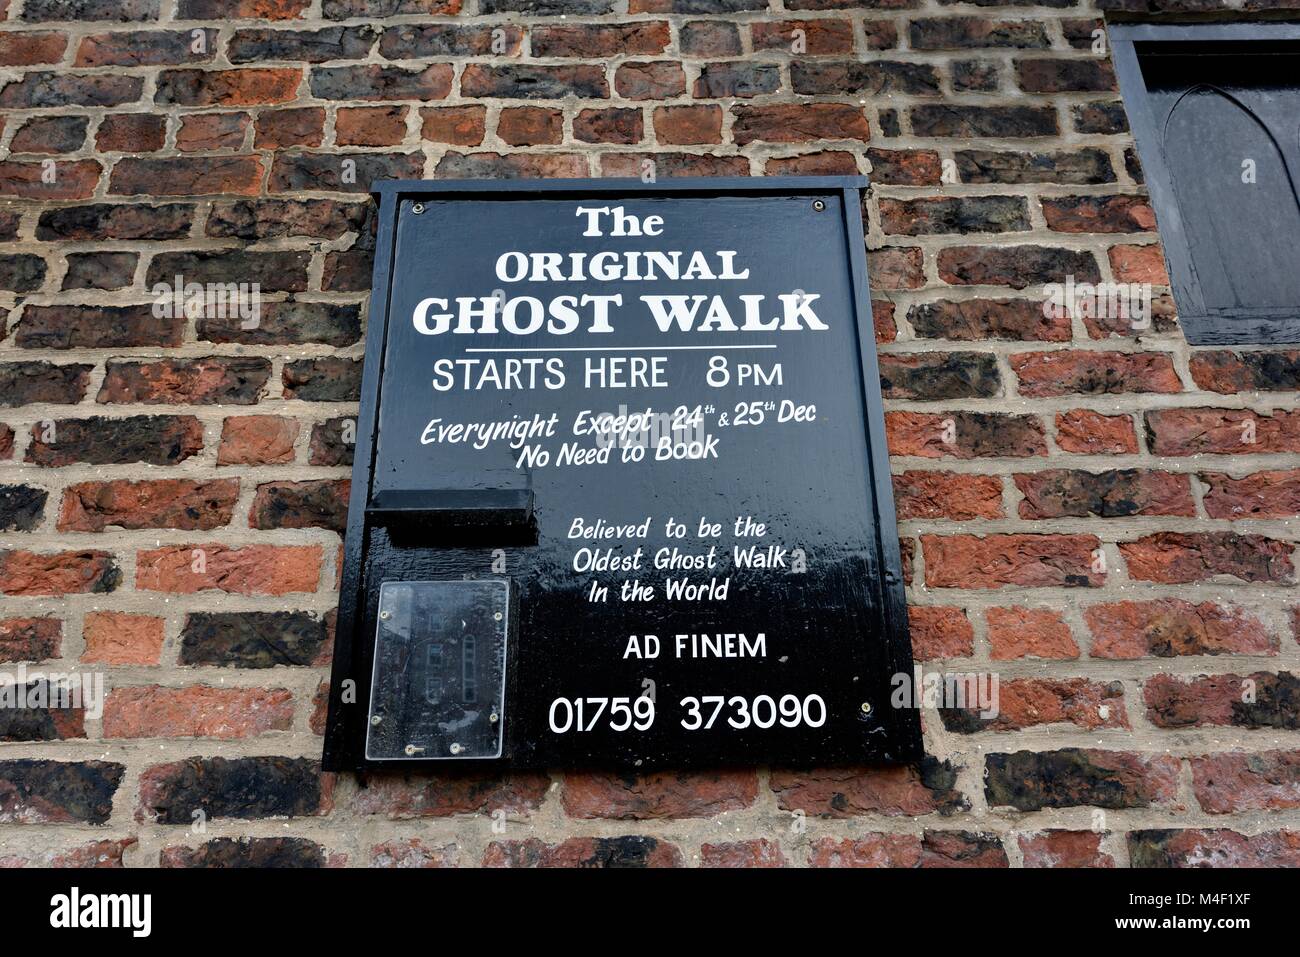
[0,0,1293,870]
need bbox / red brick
[1055,409,1137,454]
[1108,243,1169,284]
[218,416,300,466]
[157,68,302,107]
[732,103,870,145]
[336,106,408,147]
[254,107,324,149]
[771,762,966,817]
[1202,470,1300,519]
[352,771,549,818]
[563,770,757,819]
[987,607,1078,660]
[907,606,974,660]
[948,678,1126,732]
[886,411,1047,459]
[136,544,322,595]
[0,31,67,66]
[923,533,1103,589]
[103,686,294,739]
[1085,600,1275,659]
[1014,469,1194,518]
[0,160,102,200]
[419,105,485,146]
[1190,750,1300,814]
[1012,350,1181,397]
[0,550,119,596]
[58,479,239,532]
[1146,408,1300,456]
[97,114,166,152]
[700,839,787,868]
[1129,828,1300,868]
[370,839,457,868]
[1120,532,1294,584]
[653,105,722,145]
[751,19,855,54]
[809,834,921,867]
[82,612,164,665]
[177,112,248,152]
[0,618,61,663]
[1019,830,1115,867]
[893,470,1002,520]
[109,156,264,197]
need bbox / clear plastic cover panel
[365,580,508,760]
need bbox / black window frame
[1110,20,1300,344]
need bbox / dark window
[1111,23,1300,343]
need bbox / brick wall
[0,0,1297,869]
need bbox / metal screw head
[813,200,826,212]
[859,701,873,715]
[494,612,503,621]
[379,610,391,620]
[412,202,425,214]
[449,742,463,755]
[371,715,382,726]
[489,712,499,723]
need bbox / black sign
[323,177,922,770]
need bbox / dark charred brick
[62,252,137,291]
[0,486,48,532]
[96,113,167,152]
[1014,470,1195,519]
[879,109,901,137]
[1072,100,1129,134]
[322,0,459,14]
[886,411,1047,459]
[938,246,1100,288]
[912,105,1056,138]
[766,152,858,175]
[600,153,749,179]
[268,151,424,194]
[574,108,643,144]
[228,25,379,63]
[0,759,124,825]
[206,199,368,241]
[953,59,1000,92]
[1190,350,1300,394]
[0,211,19,242]
[0,363,91,407]
[26,416,203,467]
[15,306,184,350]
[322,248,374,291]
[282,357,362,401]
[694,62,781,97]
[791,60,940,96]
[0,619,61,663]
[109,156,265,197]
[138,756,326,824]
[436,152,588,179]
[879,353,1001,400]
[1127,829,1300,869]
[23,0,158,19]
[908,299,1070,341]
[97,357,271,406]
[484,835,682,868]
[254,107,324,149]
[480,0,611,10]
[379,23,521,58]
[1016,57,1116,93]
[309,417,356,466]
[880,195,1029,235]
[1144,672,1299,731]
[146,249,309,293]
[910,17,1049,49]
[0,255,47,293]
[155,68,302,107]
[956,148,1116,185]
[985,748,1178,811]
[532,22,669,57]
[680,20,742,55]
[9,115,88,154]
[867,148,942,186]
[0,72,143,108]
[0,682,85,741]
[179,611,328,669]
[250,480,350,533]
[162,836,326,868]
[197,301,361,347]
[36,203,193,241]
[462,64,609,100]
[309,64,451,101]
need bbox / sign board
[322,177,922,770]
